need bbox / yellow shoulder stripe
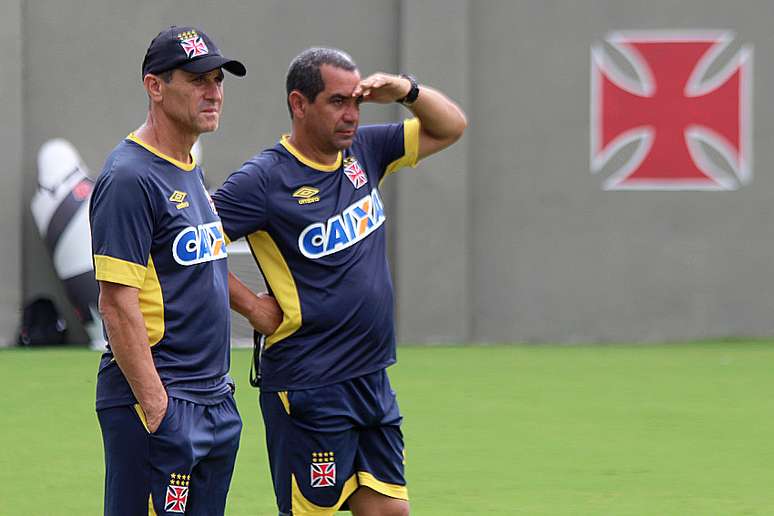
[94,255,147,289]
[139,256,165,346]
[247,231,302,348]
[383,118,421,179]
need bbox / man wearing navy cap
[90,26,280,515]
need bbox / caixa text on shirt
[298,189,386,259]
[173,221,228,265]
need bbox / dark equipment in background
[17,297,67,347]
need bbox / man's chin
[197,121,219,134]
[333,135,355,150]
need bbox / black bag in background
[17,297,67,346]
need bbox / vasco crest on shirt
[343,157,368,189]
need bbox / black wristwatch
[396,74,419,105]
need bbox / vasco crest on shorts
[310,452,336,488]
[165,473,190,513]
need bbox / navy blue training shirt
[91,134,231,409]
[213,119,420,392]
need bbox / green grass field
[3,342,774,515]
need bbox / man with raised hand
[214,47,466,515]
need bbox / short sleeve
[357,118,421,181]
[212,161,270,241]
[90,165,154,288]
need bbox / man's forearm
[228,272,283,335]
[352,73,467,159]
[99,282,166,429]
[407,84,467,143]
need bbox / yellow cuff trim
[384,118,421,179]
[357,471,409,500]
[94,255,146,288]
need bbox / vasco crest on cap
[177,30,209,59]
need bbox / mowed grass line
[2,343,774,515]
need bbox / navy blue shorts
[97,395,241,515]
[260,369,408,515]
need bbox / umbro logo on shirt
[293,186,320,205]
[169,190,189,210]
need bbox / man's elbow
[443,112,468,147]
[451,112,468,143]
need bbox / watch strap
[396,74,419,105]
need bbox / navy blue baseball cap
[141,26,246,78]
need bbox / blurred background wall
[5,0,774,345]
[0,0,23,345]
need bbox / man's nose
[204,81,222,101]
[342,102,359,122]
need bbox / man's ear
[288,90,307,119]
[143,74,164,103]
